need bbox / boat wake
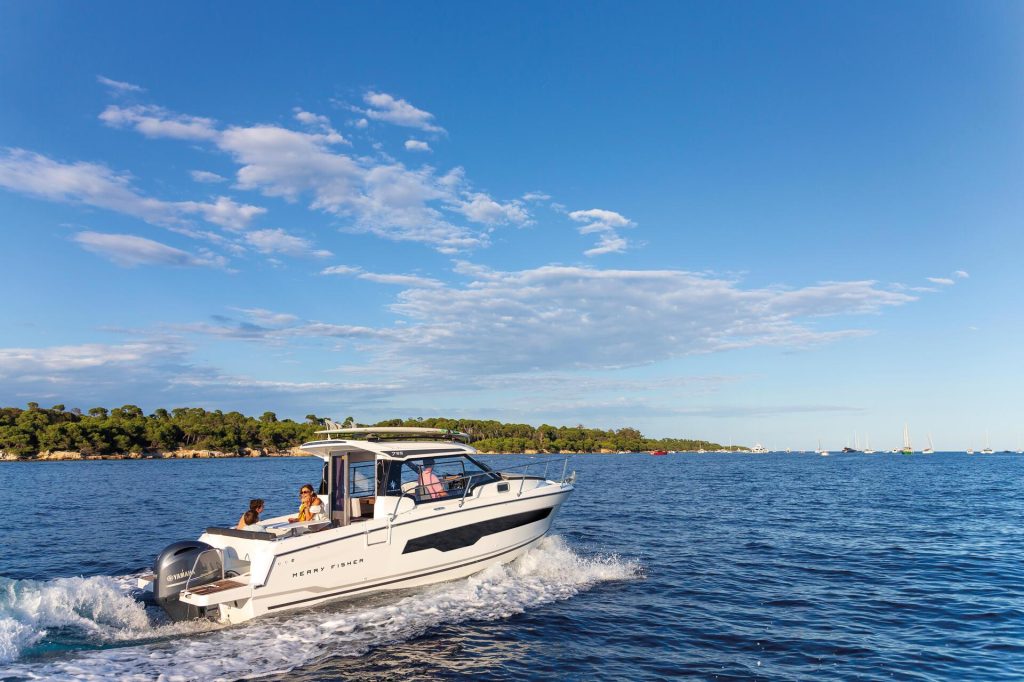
[0,536,640,681]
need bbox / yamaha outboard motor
[153,540,222,621]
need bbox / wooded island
[0,403,730,460]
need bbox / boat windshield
[383,455,499,502]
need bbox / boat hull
[181,486,571,624]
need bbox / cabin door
[329,453,350,526]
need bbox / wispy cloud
[0,342,148,373]
[954,270,969,279]
[100,104,219,141]
[0,148,265,232]
[186,264,917,380]
[293,108,349,144]
[378,265,915,374]
[190,170,227,183]
[927,277,955,286]
[321,264,442,288]
[96,98,529,253]
[73,231,229,269]
[361,92,446,133]
[244,228,332,258]
[96,75,145,93]
[569,208,635,256]
[456,192,530,226]
[404,139,431,152]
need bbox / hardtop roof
[314,426,470,442]
[299,436,478,461]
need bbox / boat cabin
[301,426,501,529]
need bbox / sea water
[0,453,1021,680]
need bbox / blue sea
[1,452,1022,681]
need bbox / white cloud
[73,231,228,269]
[569,208,633,230]
[178,195,267,231]
[378,265,916,375]
[293,108,349,145]
[219,124,360,202]
[954,270,969,279]
[321,264,442,288]
[569,208,635,256]
[362,92,446,133]
[96,75,144,93]
[93,100,527,252]
[0,148,264,232]
[190,170,227,183]
[99,104,219,141]
[232,308,299,327]
[457,193,530,225]
[0,341,182,378]
[244,228,332,258]
[522,191,551,202]
[404,139,431,152]
[927,277,955,286]
[320,265,361,276]
[584,233,629,256]
[170,264,919,387]
[0,337,403,412]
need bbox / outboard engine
[153,540,222,621]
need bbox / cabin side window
[349,460,375,498]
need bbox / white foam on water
[0,574,219,667]
[0,537,641,681]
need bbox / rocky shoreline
[0,447,309,462]
[1,446,607,461]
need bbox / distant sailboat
[981,431,994,455]
[966,447,975,455]
[817,439,829,457]
[901,423,913,454]
[921,433,935,455]
[863,434,876,454]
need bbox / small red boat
[650,450,669,456]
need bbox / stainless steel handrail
[184,548,224,593]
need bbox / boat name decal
[292,558,364,579]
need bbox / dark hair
[301,484,315,495]
[242,509,259,526]
[249,498,264,512]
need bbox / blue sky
[1,2,1022,450]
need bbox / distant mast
[901,423,913,454]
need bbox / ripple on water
[1,453,1023,680]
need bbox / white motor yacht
[139,426,576,624]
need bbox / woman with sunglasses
[289,485,325,523]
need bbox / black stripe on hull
[403,507,553,554]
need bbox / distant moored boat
[921,433,935,455]
[901,423,913,454]
[980,431,994,454]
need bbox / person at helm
[418,459,446,499]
